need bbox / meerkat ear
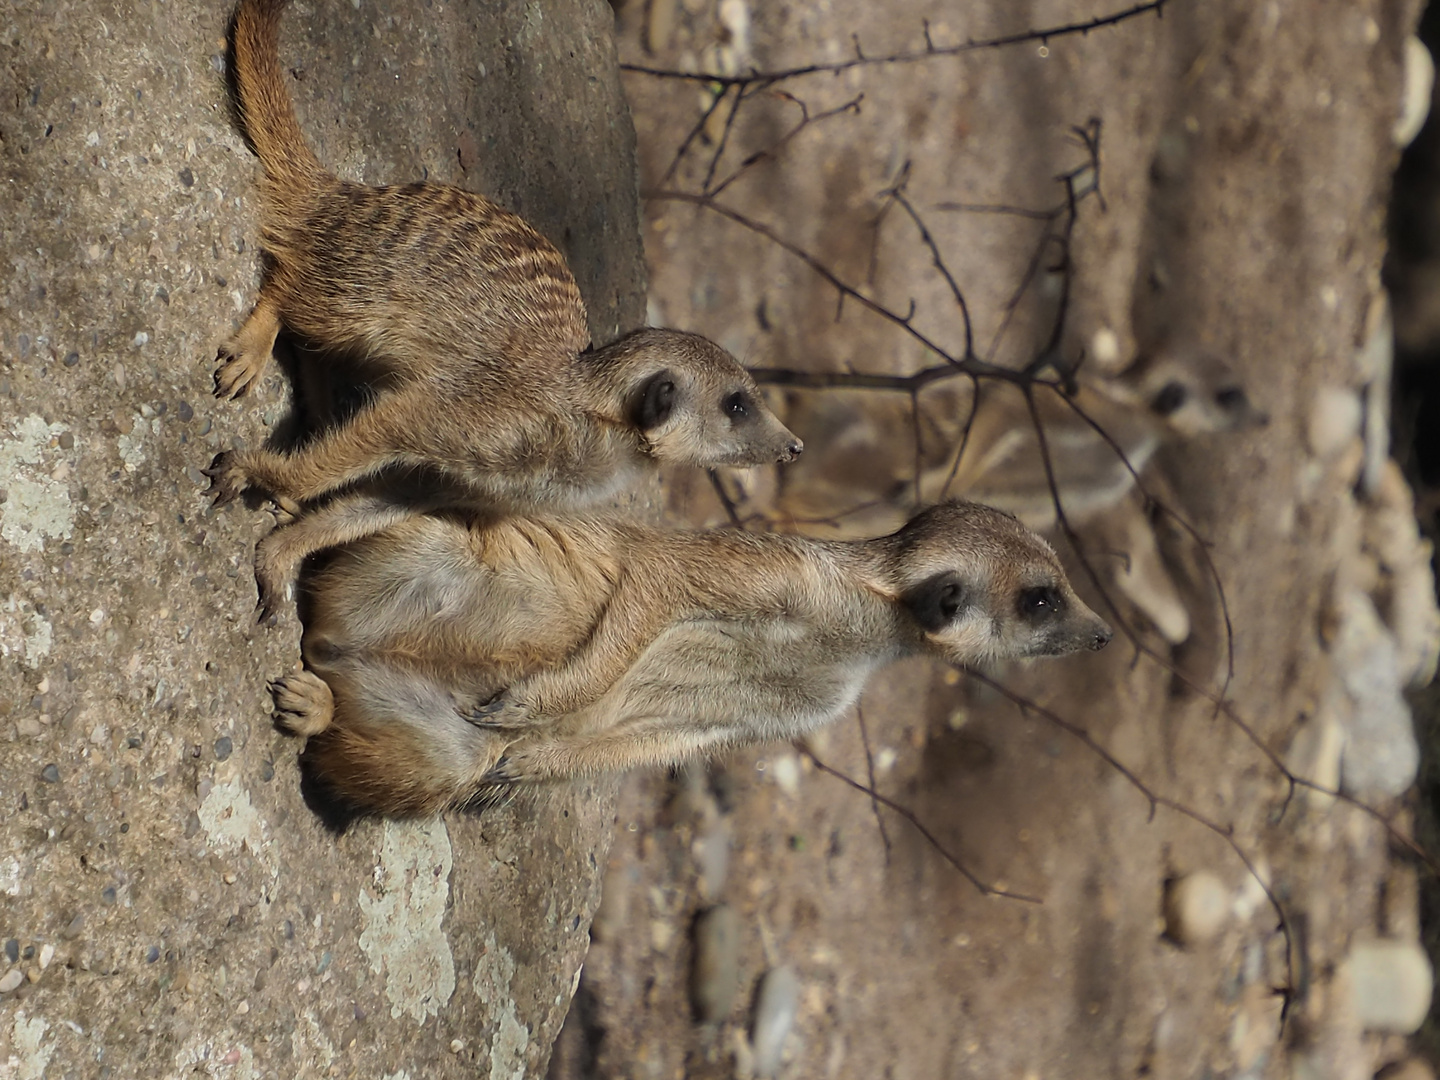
[1150,381,1189,416]
[633,371,677,430]
[902,572,971,633]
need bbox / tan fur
[212,0,801,614]
[281,503,1112,816]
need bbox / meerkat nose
[781,439,804,462]
[1090,623,1114,651]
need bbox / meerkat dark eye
[723,391,750,422]
[633,372,677,431]
[902,572,970,633]
[1151,382,1189,416]
[1018,586,1065,622]
[1215,387,1248,411]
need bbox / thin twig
[965,668,1298,1024]
[797,743,1039,903]
[854,704,892,862]
[622,1,1168,85]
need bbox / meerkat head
[885,501,1112,665]
[1132,349,1268,439]
[588,328,803,467]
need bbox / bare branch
[797,742,1041,903]
[966,668,1298,1025]
[854,704,893,862]
[622,1,1168,86]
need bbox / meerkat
[270,501,1112,817]
[207,0,801,612]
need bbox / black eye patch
[1017,585,1065,622]
[1150,381,1189,416]
[633,371,677,431]
[1214,386,1248,411]
[722,390,750,422]
[902,572,970,633]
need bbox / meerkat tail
[302,666,508,817]
[232,0,325,187]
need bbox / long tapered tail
[231,0,326,185]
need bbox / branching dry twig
[623,1,1168,85]
[797,742,1040,904]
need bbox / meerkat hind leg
[271,669,335,737]
[485,720,736,784]
[254,493,422,622]
[215,291,283,400]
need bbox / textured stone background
[0,1,641,1075]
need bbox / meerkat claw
[267,499,299,527]
[255,593,279,627]
[203,451,246,507]
[481,756,521,784]
[464,694,531,729]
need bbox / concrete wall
[0,1,643,1075]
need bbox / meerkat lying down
[271,502,1112,817]
[207,0,800,617]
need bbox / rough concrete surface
[0,0,643,1076]
[547,0,1440,1078]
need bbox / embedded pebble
[1396,35,1435,147]
[751,965,800,1078]
[1305,386,1361,461]
[0,969,22,993]
[1345,939,1432,1033]
[1090,326,1121,371]
[1332,591,1418,799]
[213,736,233,761]
[1366,461,1440,686]
[694,819,730,902]
[40,764,59,784]
[769,752,799,798]
[3,941,17,964]
[37,944,53,970]
[690,904,741,1023]
[1163,871,1229,946]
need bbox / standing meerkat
[207,0,801,612]
[271,502,1112,817]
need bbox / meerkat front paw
[270,669,334,737]
[266,498,300,527]
[464,691,537,730]
[253,531,294,626]
[254,577,289,627]
[213,340,267,400]
[203,450,250,507]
